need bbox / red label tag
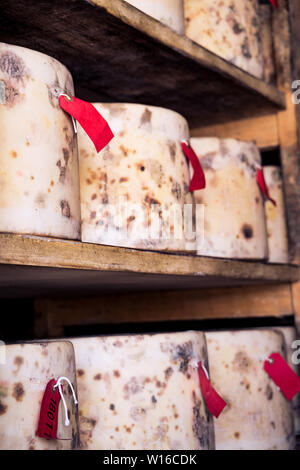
[256,168,277,206]
[198,362,227,418]
[181,141,206,192]
[59,95,114,153]
[269,0,278,8]
[264,353,300,401]
[37,379,62,440]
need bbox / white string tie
[53,376,78,427]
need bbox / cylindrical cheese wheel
[264,166,289,264]
[0,341,79,450]
[259,3,276,84]
[190,138,268,259]
[206,330,295,450]
[70,332,214,450]
[276,327,300,435]
[0,43,80,239]
[125,0,184,34]
[78,103,195,252]
[183,0,264,78]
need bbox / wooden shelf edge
[0,233,298,284]
[92,0,286,109]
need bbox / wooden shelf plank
[0,234,298,298]
[0,0,285,127]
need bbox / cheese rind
[71,331,214,450]
[0,341,79,450]
[264,166,289,264]
[190,137,268,259]
[125,0,185,33]
[184,0,264,78]
[206,330,295,450]
[78,103,195,252]
[0,43,80,239]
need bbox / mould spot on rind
[60,200,71,218]
[167,141,176,162]
[12,382,25,402]
[241,37,252,59]
[0,52,27,80]
[192,402,211,449]
[164,367,173,380]
[0,401,7,415]
[172,182,182,200]
[79,416,97,449]
[140,108,152,126]
[77,369,85,377]
[265,384,273,400]
[174,341,193,374]
[233,351,252,371]
[94,373,101,380]
[241,224,253,239]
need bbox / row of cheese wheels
[0,327,299,450]
[0,43,288,262]
[125,0,275,81]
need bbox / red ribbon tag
[198,362,227,418]
[256,167,277,206]
[269,0,278,8]
[181,141,206,192]
[264,353,300,401]
[59,95,114,153]
[37,379,62,440]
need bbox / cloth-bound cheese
[206,330,295,450]
[70,331,214,449]
[190,137,268,259]
[0,341,79,450]
[184,0,264,78]
[78,103,195,252]
[0,43,80,239]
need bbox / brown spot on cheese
[77,369,85,377]
[0,52,27,80]
[120,145,128,157]
[0,401,7,415]
[79,416,97,449]
[241,223,253,239]
[60,199,71,218]
[90,211,96,219]
[30,176,34,180]
[35,192,46,208]
[12,382,25,402]
[145,194,160,206]
[174,341,193,374]
[151,395,157,403]
[124,377,141,399]
[14,356,24,367]
[234,432,240,439]
[265,384,273,400]
[164,367,173,380]
[86,178,92,185]
[119,177,129,183]
[172,182,181,200]
[113,370,120,378]
[140,108,152,126]
[94,373,101,380]
[241,37,252,59]
[91,193,97,200]
[10,150,17,158]
[270,421,276,429]
[167,141,176,162]
[109,404,115,411]
[255,197,260,204]
[50,180,54,187]
[233,351,252,371]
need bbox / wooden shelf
[0,234,297,298]
[0,0,285,127]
